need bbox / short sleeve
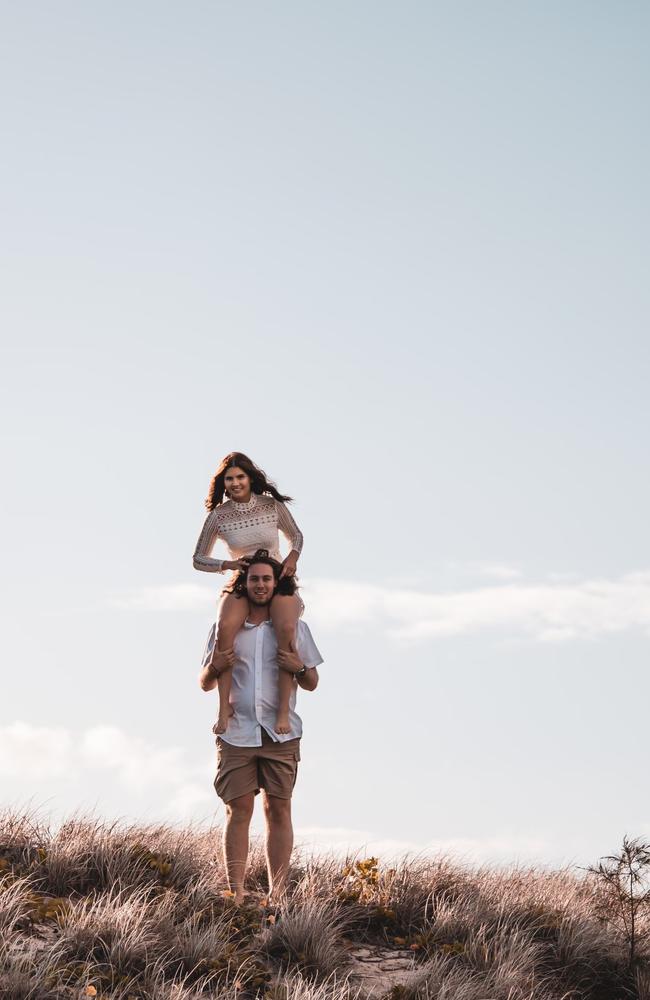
[295,620,324,668]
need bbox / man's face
[246,563,277,606]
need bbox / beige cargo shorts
[214,729,301,803]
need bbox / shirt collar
[231,493,258,512]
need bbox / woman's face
[224,466,252,501]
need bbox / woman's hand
[280,552,299,579]
[222,559,250,572]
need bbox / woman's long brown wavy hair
[204,452,294,511]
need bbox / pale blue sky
[1,2,649,867]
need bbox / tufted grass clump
[0,809,648,999]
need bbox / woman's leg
[214,592,249,734]
[269,593,302,735]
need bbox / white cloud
[112,570,650,643]
[475,564,523,581]
[0,722,205,805]
[302,572,650,642]
[111,583,214,611]
[166,782,216,821]
[0,722,73,778]
[0,725,596,867]
[294,825,551,866]
[445,560,523,581]
[81,726,191,790]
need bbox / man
[199,549,323,905]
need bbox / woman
[193,452,304,736]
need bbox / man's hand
[277,640,304,675]
[211,648,235,674]
[200,647,235,691]
[279,552,299,580]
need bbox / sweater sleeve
[276,501,304,555]
[193,510,225,572]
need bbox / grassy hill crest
[0,810,647,999]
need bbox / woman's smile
[224,467,252,502]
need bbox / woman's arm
[276,501,303,578]
[193,510,225,572]
[277,501,303,556]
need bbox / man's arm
[297,666,319,691]
[199,648,235,692]
[277,644,319,691]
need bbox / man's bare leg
[262,793,293,902]
[223,793,255,904]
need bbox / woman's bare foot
[214,704,235,735]
[214,713,228,735]
[275,710,290,735]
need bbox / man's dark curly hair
[223,548,299,600]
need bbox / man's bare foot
[275,710,290,735]
[260,895,284,922]
[222,888,247,905]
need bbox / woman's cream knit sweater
[192,493,303,573]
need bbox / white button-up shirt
[211,618,323,747]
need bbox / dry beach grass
[0,809,648,999]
